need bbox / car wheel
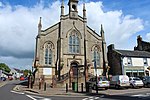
[105,87,108,90]
[93,85,96,90]
[131,84,134,88]
[147,83,150,87]
[115,85,120,89]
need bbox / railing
[57,72,69,83]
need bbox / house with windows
[33,0,108,87]
[107,44,150,77]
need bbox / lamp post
[93,60,98,94]
[77,64,78,92]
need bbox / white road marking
[10,90,24,94]
[26,95,51,100]
[89,96,94,99]
[82,98,89,100]
[40,98,51,100]
[82,96,100,100]
[31,95,44,99]
[94,97,99,99]
[131,94,149,98]
[26,95,37,100]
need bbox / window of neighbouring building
[127,57,132,66]
[143,58,148,66]
[69,31,80,54]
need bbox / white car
[88,76,110,90]
[129,77,143,88]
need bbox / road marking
[82,98,89,100]
[31,95,44,99]
[82,96,101,100]
[26,95,37,100]
[131,94,149,98]
[94,97,99,99]
[26,95,51,100]
[10,90,24,94]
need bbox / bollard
[28,76,30,88]
[39,82,41,90]
[81,83,83,93]
[66,83,68,93]
[44,82,46,91]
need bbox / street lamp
[77,64,78,92]
[93,60,98,94]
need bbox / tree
[23,69,31,77]
[0,63,11,73]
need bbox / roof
[115,49,150,58]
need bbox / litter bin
[74,82,77,92]
[72,82,75,90]
[89,83,92,93]
[86,82,89,92]
[86,82,92,93]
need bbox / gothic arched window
[44,42,53,65]
[93,46,100,67]
[69,31,80,53]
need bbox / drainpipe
[121,57,124,75]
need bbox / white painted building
[122,56,150,76]
[108,44,150,77]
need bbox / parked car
[20,76,25,81]
[141,76,150,87]
[129,77,143,88]
[0,77,6,81]
[8,76,13,80]
[88,76,110,90]
[110,75,130,89]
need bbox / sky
[0,0,150,70]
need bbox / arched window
[69,31,80,53]
[93,46,100,67]
[44,43,53,65]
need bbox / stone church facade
[33,0,108,87]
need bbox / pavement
[13,83,105,97]
[12,82,150,97]
[0,81,8,87]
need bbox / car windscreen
[133,77,141,80]
[98,77,108,81]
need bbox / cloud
[0,56,32,70]
[146,33,150,41]
[78,1,144,49]
[0,1,144,68]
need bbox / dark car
[0,77,6,81]
[142,76,150,87]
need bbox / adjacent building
[108,44,150,77]
[33,0,108,87]
[134,35,150,52]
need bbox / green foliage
[23,69,31,77]
[0,63,11,73]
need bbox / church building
[33,0,108,87]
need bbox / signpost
[94,60,98,94]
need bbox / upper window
[93,46,100,67]
[143,58,148,66]
[44,42,53,65]
[69,31,80,53]
[127,57,132,66]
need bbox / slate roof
[115,49,150,58]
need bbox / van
[110,75,130,89]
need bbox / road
[0,80,33,100]
[0,80,150,100]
